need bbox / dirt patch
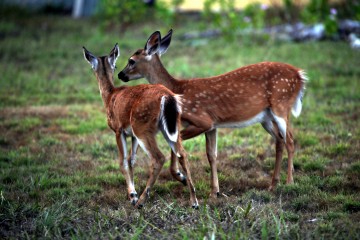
[0,106,69,148]
[0,105,68,120]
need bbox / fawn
[83,43,198,208]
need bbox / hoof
[209,192,220,199]
[130,192,138,206]
[192,203,199,209]
[135,203,144,209]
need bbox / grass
[1,10,360,239]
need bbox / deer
[83,43,198,209]
[118,30,308,197]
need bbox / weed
[283,211,300,222]
[348,161,360,174]
[296,131,320,148]
[276,182,316,197]
[244,189,273,203]
[39,136,60,147]
[303,158,329,172]
[324,211,346,220]
[343,200,360,213]
[327,142,350,156]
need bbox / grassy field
[1,12,360,239]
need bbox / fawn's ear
[145,31,161,56]
[159,29,172,56]
[108,43,120,70]
[83,46,98,70]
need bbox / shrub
[97,0,147,29]
[96,0,178,30]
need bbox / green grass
[1,11,360,239]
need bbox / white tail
[292,70,308,118]
[118,30,308,195]
[83,44,198,208]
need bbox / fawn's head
[83,43,120,81]
[118,29,173,82]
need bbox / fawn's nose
[118,71,129,82]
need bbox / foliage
[301,0,331,23]
[170,0,184,10]
[96,0,180,30]
[97,0,148,29]
[301,0,338,35]
[202,0,268,39]
[242,2,267,29]
[203,0,239,38]
[336,0,360,20]
[202,0,360,39]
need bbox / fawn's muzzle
[118,71,129,82]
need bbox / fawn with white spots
[118,30,308,196]
[83,44,198,208]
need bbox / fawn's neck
[97,72,115,107]
[145,55,180,91]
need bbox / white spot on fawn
[145,55,152,61]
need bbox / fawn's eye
[128,59,136,66]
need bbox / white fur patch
[271,111,287,143]
[135,137,149,157]
[215,110,271,129]
[291,70,308,118]
[130,137,138,167]
[145,55,152,61]
[298,70,309,83]
[120,132,128,169]
[88,57,98,70]
[107,57,115,70]
[292,89,303,118]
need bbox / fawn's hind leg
[134,135,166,209]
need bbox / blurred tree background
[3,0,358,38]
[93,0,359,39]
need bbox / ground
[0,13,359,239]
